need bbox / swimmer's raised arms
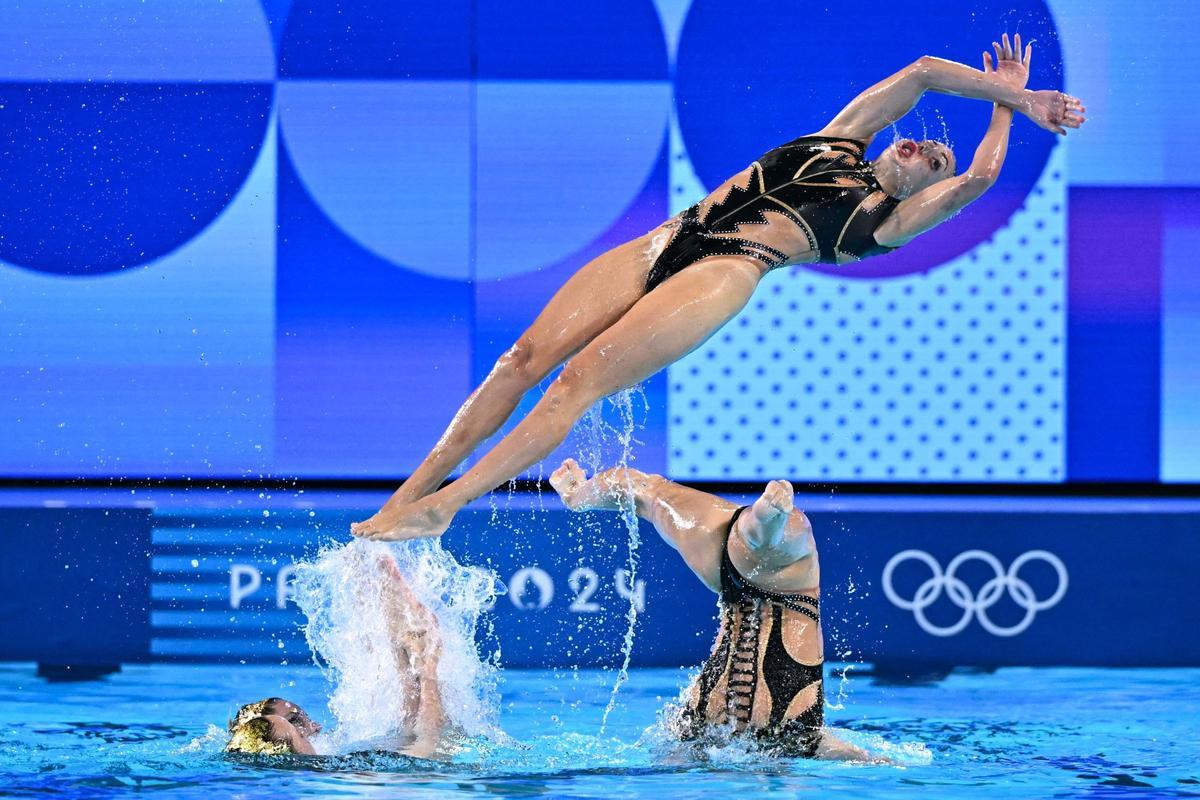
[824,33,1084,247]
[350,34,1083,543]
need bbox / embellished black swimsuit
[678,507,825,757]
[647,136,899,292]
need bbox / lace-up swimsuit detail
[646,136,899,292]
[678,506,825,757]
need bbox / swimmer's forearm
[967,104,1013,182]
[574,468,662,518]
[820,55,1030,141]
[915,56,1032,114]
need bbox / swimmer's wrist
[1013,89,1034,116]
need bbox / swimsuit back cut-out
[677,506,824,757]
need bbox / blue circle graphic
[674,0,1064,277]
[280,0,667,80]
[0,84,272,275]
[278,0,670,280]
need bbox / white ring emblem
[881,549,1068,637]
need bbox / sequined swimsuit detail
[646,136,899,292]
[678,507,824,757]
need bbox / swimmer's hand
[549,458,590,511]
[984,32,1031,92]
[752,478,795,523]
[1026,89,1086,135]
[982,33,1084,136]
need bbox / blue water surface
[0,663,1196,798]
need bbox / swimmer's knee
[493,338,543,390]
[544,365,597,417]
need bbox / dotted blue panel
[668,147,1068,482]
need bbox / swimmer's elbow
[960,172,996,200]
[910,55,942,87]
[965,171,997,188]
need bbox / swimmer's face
[881,139,956,197]
[268,699,321,737]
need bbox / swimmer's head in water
[226,715,296,755]
[229,697,321,737]
[877,139,957,197]
[225,697,320,755]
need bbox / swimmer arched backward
[350,35,1085,542]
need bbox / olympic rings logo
[881,550,1068,637]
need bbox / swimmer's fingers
[1001,33,1013,60]
[1013,33,1022,62]
[1023,42,1032,69]
[549,458,588,505]
[761,479,795,514]
[1053,93,1087,131]
[1062,110,1086,129]
[982,51,994,73]
[992,41,1004,66]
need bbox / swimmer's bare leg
[376,553,448,758]
[353,257,763,541]
[404,647,446,759]
[359,232,660,528]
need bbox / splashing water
[600,389,644,731]
[291,538,502,753]
[577,386,650,731]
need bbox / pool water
[1,663,1197,798]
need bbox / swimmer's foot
[351,498,452,541]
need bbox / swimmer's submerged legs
[352,256,763,540]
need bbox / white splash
[291,538,501,752]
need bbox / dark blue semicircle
[280,0,666,81]
[0,83,272,276]
[476,0,667,80]
[279,0,472,79]
[675,0,1064,276]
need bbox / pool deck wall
[0,488,1196,672]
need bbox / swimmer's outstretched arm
[550,459,735,591]
[549,461,814,588]
[816,732,885,763]
[815,33,1084,143]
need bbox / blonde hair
[225,716,294,755]
[229,699,274,731]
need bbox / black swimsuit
[647,136,899,292]
[678,507,824,757]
